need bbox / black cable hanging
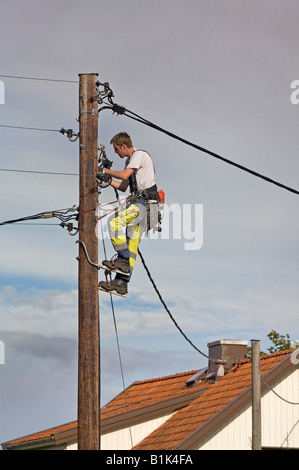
[97,83,299,197]
[0,206,79,233]
[98,199,134,449]
[137,248,210,360]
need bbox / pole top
[78,73,99,77]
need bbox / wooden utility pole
[251,339,261,450]
[77,73,100,450]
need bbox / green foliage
[247,330,293,356]
[267,329,291,353]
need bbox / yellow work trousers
[108,201,147,279]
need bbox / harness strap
[131,184,159,201]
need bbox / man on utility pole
[98,131,161,297]
[77,73,100,450]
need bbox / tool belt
[129,186,165,236]
[131,184,160,201]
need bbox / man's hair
[110,132,133,148]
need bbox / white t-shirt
[125,149,156,190]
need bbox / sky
[0,0,298,446]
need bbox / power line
[6,223,61,226]
[3,80,298,196]
[1,78,299,196]
[98,215,134,449]
[0,124,60,132]
[123,108,299,197]
[0,167,81,177]
[261,374,299,405]
[78,237,214,362]
[98,87,299,197]
[0,205,78,227]
[137,248,210,360]
[0,74,78,83]
[138,248,249,366]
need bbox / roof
[101,369,208,419]
[2,421,77,449]
[2,369,207,449]
[2,349,295,450]
[134,349,294,450]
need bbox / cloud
[0,0,299,446]
[0,286,78,337]
[0,331,78,444]
[2,330,77,368]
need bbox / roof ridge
[134,349,295,450]
[260,348,294,360]
[134,369,200,385]
[4,349,296,449]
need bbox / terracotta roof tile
[134,349,293,450]
[3,371,204,447]
[3,349,293,450]
[2,421,77,448]
[101,370,205,419]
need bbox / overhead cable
[0,167,92,177]
[97,83,299,197]
[137,248,210,360]
[138,248,249,366]
[0,126,78,139]
[0,205,78,228]
[78,233,246,365]
[123,109,299,196]
[0,74,78,83]
[261,374,299,405]
[98,213,134,449]
[0,124,60,132]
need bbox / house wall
[196,368,299,450]
[262,368,299,449]
[62,412,174,450]
[196,403,252,450]
[100,411,175,450]
[65,441,78,450]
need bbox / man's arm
[105,167,135,192]
[106,167,135,181]
[110,178,129,192]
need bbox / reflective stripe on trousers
[108,199,147,280]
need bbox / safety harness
[97,144,165,234]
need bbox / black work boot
[98,278,128,297]
[102,256,131,275]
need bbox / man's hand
[97,167,112,188]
